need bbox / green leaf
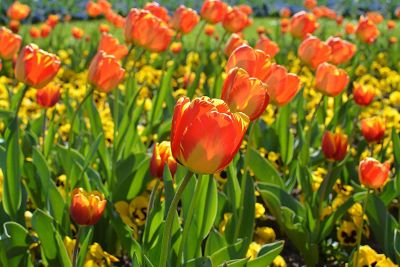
[210,239,244,266]
[392,128,400,168]
[247,241,285,267]
[277,105,294,165]
[77,227,94,267]
[205,229,227,256]
[32,147,50,204]
[1,222,33,266]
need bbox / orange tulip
[290,11,318,39]
[353,83,374,106]
[72,27,84,39]
[64,15,72,22]
[29,27,40,39]
[46,14,60,28]
[255,35,280,58]
[315,63,349,97]
[263,64,301,106]
[345,23,356,35]
[326,36,356,65]
[303,0,317,10]
[9,20,20,33]
[237,4,253,15]
[200,0,229,24]
[396,7,400,18]
[144,2,170,22]
[98,0,112,14]
[256,26,266,35]
[387,20,396,30]
[359,158,390,189]
[0,27,22,60]
[321,131,348,161]
[70,188,106,226]
[223,7,251,33]
[336,15,344,25]
[170,42,182,54]
[40,24,51,38]
[0,59,2,72]
[356,16,380,44]
[171,96,249,174]
[98,33,129,60]
[224,33,247,56]
[125,9,173,53]
[88,51,125,93]
[366,11,383,24]
[279,7,291,18]
[99,24,110,33]
[7,1,30,21]
[171,5,200,34]
[15,44,61,89]
[298,35,331,69]
[150,141,178,178]
[361,117,385,143]
[389,36,397,44]
[280,18,290,33]
[36,85,61,108]
[312,6,336,20]
[86,1,102,17]
[205,24,215,36]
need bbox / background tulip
[290,11,318,39]
[144,2,170,22]
[326,37,356,65]
[255,35,280,58]
[87,1,102,17]
[70,188,106,226]
[315,63,349,97]
[353,83,375,106]
[150,141,177,178]
[298,35,331,69]
[7,1,30,21]
[36,85,61,108]
[356,16,380,44]
[359,158,390,189]
[98,33,129,60]
[361,117,385,143]
[200,0,228,24]
[0,27,22,60]
[222,7,251,33]
[224,33,247,56]
[171,5,200,34]
[321,131,348,161]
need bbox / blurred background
[0,0,400,24]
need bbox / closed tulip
[46,14,60,28]
[237,4,252,15]
[171,97,249,174]
[0,59,2,72]
[290,11,318,39]
[87,1,102,17]
[321,131,348,161]
[353,83,375,106]
[0,27,22,60]
[98,33,128,60]
[356,16,380,44]
[326,37,356,65]
[70,188,106,226]
[88,51,125,93]
[200,0,228,24]
[304,0,317,10]
[171,5,200,34]
[98,0,111,14]
[359,158,390,189]
[29,27,40,39]
[36,85,61,108]
[223,7,251,33]
[279,7,291,18]
[205,24,215,36]
[280,18,290,33]
[366,12,383,24]
[170,42,182,54]
[9,20,20,33]
[224,33,247,56]
[15,44,61,89]
[263,64,301,106]
[144,2,170,23]
[7,1,30,21]
[345,23,356,35]
[255,35,280,58]
[40,24,51,38]
[298,35,331,69]
[315,63,349,97]
[150,141,178,178]
[361,117,385,143]
[72,27,84,39]
[99,24,110,33]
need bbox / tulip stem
[353,189,370,267]
[72,226,83,267]
[159,171,193,267]
[193,21,206,49]
[14,84,29,119]
[309,94,324,127]
[41,109,47,152]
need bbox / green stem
[14,84,29,118]
[159,171,193,267]
[72,226,83,267]
[41,109,47,152]
[354,190,370,267]
[193,21,206,49]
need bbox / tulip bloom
[224,33,247,56]
[387,20,396,30]
[200,0,228,24]
[40,24,51,38]
[87,1,102,17]
[223,7,251,33]
[46,14,60,28]
[321,131,348,161]
[170,42,182,54]
[205,24,215,36]
[171,97,249,174]
[290,12,318,39]
[237,4,253,15]
[298,35,331,69]
[36,85,61,108]
[99,24,110,33]
[279,7,291,18]
[144,2,170,22]
[345,23,356,35]
[98,0,112,14]
[7,1,30,21]
[9,20,20,33]
[29,27,40,39]
[171,5,200,34]
[15,44,61,89]
[263,64,301,106]
[0,27,22,60]
[255,35,280,58]
[98,33,128,60]
[280,18,290,33]
[150,141,178,178]
[336,15,344,25]
[88,51,125,93]
[326,37,356,65]
[315,63,349,97]
[353,83,374,106]
[359,158,390,189]
[125,9,173,53]
[366,12,383,24]
[361,117,385,143]
[304,0,317,10]
[70,188,106,226]
[72,27,84,39]
[356,16,380,44]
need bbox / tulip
[36,85,61,108]
[298,35,331,69]
[321,131,348,161]
[304,0,317,10]
[88,51,125,93]
[361,117,385,143]
[9,20,20,33]
[359,158,390,189]
[224,33,247,56]
[336,15,344,25]
[98,33,129,60]
[237,4,253,15]
[87,1,102,17]
[387,20,396,30]
[315,63,349,97]
[98,0,112,14]
[15,44,61,89]
[290,11,318,39]
[0,27,22,60]
[366,12,383,24]
[345,23,356,35]
[326,37,356,65]
[70,188,106,226]
[99,24,110,33]
[389,36,397,44]
[72,27,84,39]
[0,59,2,72]
[255,35,280,58]
[263,64,301,106]
[144,2,170,22]
[205,24,215,36]
[150,141,178,178]
[280,18,290,33]
[125,9,173,53]
[29,27,40,39]
[7,1,30,21]
[170,42,182,54]
[223,7,251,33]
[353,83,374,106]
[171,96,249,174]
[40,24,51,38]
[396,7,400,18]
[171,5,200,34]
[46,14,60,28]
[356,16,380,44]
[279,7,291,18]
[200,0,229,24]
[256,26,265,35]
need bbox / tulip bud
[387,20,396,30]
[99,24,110,33]
[321,131,348,161]
[72,27,84,39]
[150,141,177,178]
[171,5,200,35]
[36,85,61,108]
[303,0,317,10]
[298,35,331,69]
[170,42,182,54]
[360,117,385,143]
[70,188,106,226]
[0,27,22,60]
[290,11,318,39]
[366,12,383,24]
[46,14,60,28]
[315,63,349,97]
[205,24,215,36]
[353,83,374,106]
[29,27,40,39]
[40,24,51,38]
[279,7,291,18]
[359,158,390,189]
[200,0,228,24]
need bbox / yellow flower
[352,245,385,267]
[255,203,265,219]
[219,213,232,234]
[254,227,276,244]
[246,242,261,260]
[84,242,119,267]
[273,255,287,267]
[337,220,357,246]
